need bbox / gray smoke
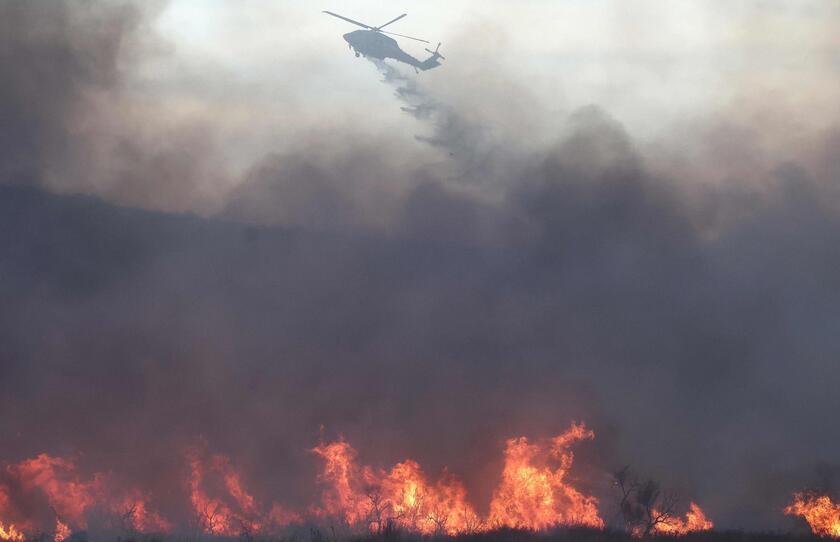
[1,0,840,534]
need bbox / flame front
[0,488,23,542]
[785,493,840,537]
[187,445,299,536]
[10,454,100,530]
[0,521,23,542]
[487,422,603,530]
[311,423,602,534]
[0,423,717,539]
[651,502,714,535]
[311,439,481,534]
[2,453,170,539]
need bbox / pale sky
[139,1,839,187]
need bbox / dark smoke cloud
[0,0,228,213]
[2,0,840,535]
[0,0,136,182]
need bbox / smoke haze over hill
[1,0,840,534]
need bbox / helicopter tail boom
[417,42,445,71]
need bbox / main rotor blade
[375,13,407,30]
[381,30,429,43]
[322,11,371,29]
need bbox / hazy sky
[87,0,835,214]
[155,0,840,136]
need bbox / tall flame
[54,519,71,542]
[0,521,24,542]
[487,422,603,530]
[311,423,603,534]
[311,438,481,534]
[651,502,714,535]
[785,493,840,537]
[10,454,100,530]
[186,445,299,536]
[0,488,24,542]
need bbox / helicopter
[323,11,445,71]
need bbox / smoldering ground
[2,0,840,533]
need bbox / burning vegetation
[0,422,715,541]
[614,466,714,537]
[487,423,602,530]
[186,444,299,537]
[785,493,840,537]
[311,438,480,535]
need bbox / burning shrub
[614,466,712,536]
[785,492,840,537]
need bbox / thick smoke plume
[1,0,840,535]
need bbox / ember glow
[651,503,714,536]
[785,493,840,537]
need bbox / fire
[311,438,481,534]
[2,453,170,538]
[112,493,172,533]
[311,423,603,534]
[186,446,260,536]
[311,439,365,526]
[9,454,100,529]
[487,422,603,530]
[0,422,716,538]
[652,502,714,535]
[0,521,24,542]
[186,445,299,536]
[383,461,483,534]
[54,519,71,542]
[785,493,840,537]
[0,488,24,542]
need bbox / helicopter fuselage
[343,30,416,64]
[324,11,444,71]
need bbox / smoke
[0,0,230,213]
[2,0,840,534]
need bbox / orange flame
[312,438,481,534]
[0,488,24,542]
[54,519,71,542]
[0,423,719,538]
[111,492,173,533]
[0,521,24,542]
[313,424,601,534]
[186,445,299,536]
[487,422,603,530]
[2,453,171,538]
[10,454,100,530]
[651,502,714,535]
[785,493,840,537]
[382,461,482,534]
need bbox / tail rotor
[424,42,445,60]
